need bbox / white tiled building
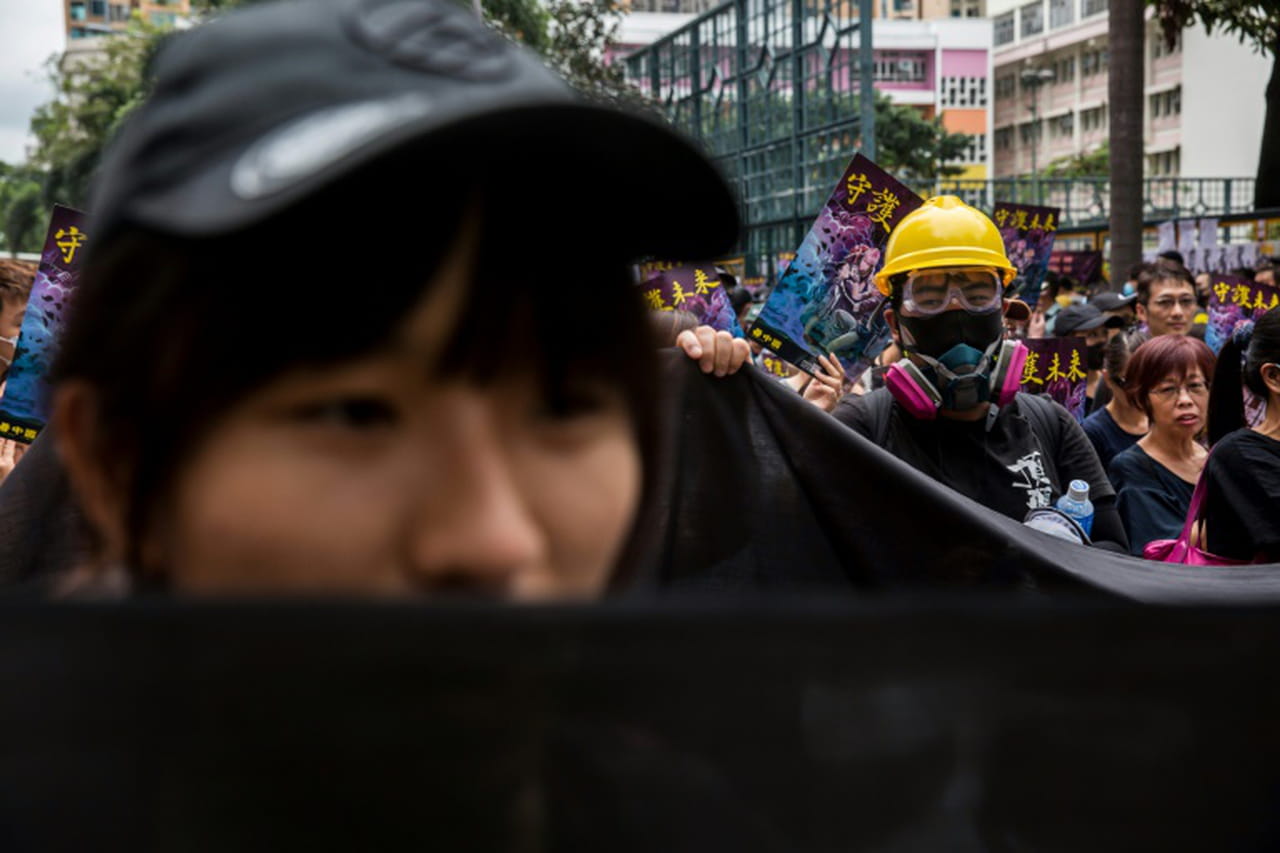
[989,0,1270,179]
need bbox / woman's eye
[538,380,616,421]
[291,397,399,429]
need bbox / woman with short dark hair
[1107,335,1216,556]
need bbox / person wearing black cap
[1053,302,1124,415]
[43,0,743,598]
[1090,290,1137,330]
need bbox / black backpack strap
[867,387,896,447]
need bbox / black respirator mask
[897,309,1006,411]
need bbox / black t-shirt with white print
[834,390,1118,534]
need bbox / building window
[1018,120,1042,144]
[69,1,87,20]
[1049,112,1074,138]
[966,4,981,16]
[994,74,1016,100]
[1081,48,1108,76]
[994,127,1014,151]
[994,11,1015,46]
[1020,1,1044,38]
[89,0,106,16]
[69,25,87,37]
[1150,86,1181,118]
[1049,0,1073,28]
[1053,55,1075,82]
[941,76,987,108]
[109,3,129,21]
[873,53,927,83]
[1148,148,1180,177]
[1080,104,1107,131]
[953,133,987,164]
[1081,0,1107,16]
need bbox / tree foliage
[871,93,970,183]
[0,165,44,256]
[1043,142,1109,179]
[27,16,167,210]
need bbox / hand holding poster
[637,262,742,336]
[749,155,922,375]
[992,203,1060,303]
[0,205,88,444]
[1019,337,1088,421]
[1205,274,1280,355]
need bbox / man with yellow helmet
[832,197,1128,551]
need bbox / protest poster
[1019,337,1088,422]
[0,205,88,444]
[1156,221,1176,253]
[1205,274,1280,355]
[1047,250,1102,286]
[749,154,922,375]
[992,202,1060,303]
[636,261,741,335]
[758,352,795,379]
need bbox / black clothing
[832,389,1125,550]
[1082,406,1143,470]
[1108,445,1196,557]
[1203,429,1280,562]
[0,429,81,590]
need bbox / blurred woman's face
[83,223,643,600]
[1146,368,1209,437]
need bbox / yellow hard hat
[873,195,1018,296]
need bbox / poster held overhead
[0,205,88,444]
[992,202,1060,303]
[636,261,743,336]
[749,155,922,376]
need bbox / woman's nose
[403,396,545,595]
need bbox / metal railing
[623,0,875,277]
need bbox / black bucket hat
[88,0,740,260]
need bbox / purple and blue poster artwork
[749,155,922,375]
[993,203,1060,304]
[1205,274,1280,355]
[0,205,88,444]
[636,261,742,336]
[1019,337,1088,422]
[1206,274,1280,428]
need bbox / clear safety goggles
[901,267,1004,316]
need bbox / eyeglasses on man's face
[1149,296,1197,312]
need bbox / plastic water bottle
[1056,480,1094,537]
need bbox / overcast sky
[0,2,66,164]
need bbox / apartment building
[64,0,190,40]
[989,0,1269,179]
[617,12,994,178]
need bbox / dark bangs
[54,148,657,570]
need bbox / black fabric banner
[2,601,1280,850]
[636,352,1280,604]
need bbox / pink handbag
[1142,466,1247,566]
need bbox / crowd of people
[0,0,1277,601]
[715,240,1280,562]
